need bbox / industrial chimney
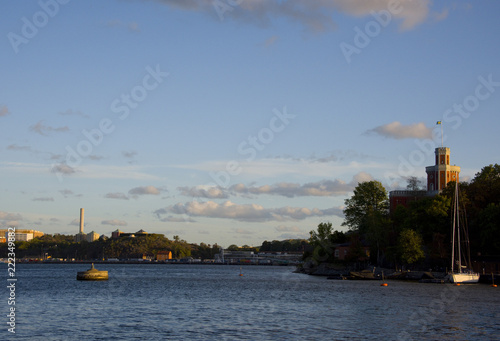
[79,208,84,234]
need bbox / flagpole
[441,122,443,148]
[437,121,443,147]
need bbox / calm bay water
[3,263,500,340]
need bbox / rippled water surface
[4,264,500,340]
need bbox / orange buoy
[381,283,388,287]
[491,284,497,288]
[454,283,461,286]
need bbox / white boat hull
[448,272,479,283]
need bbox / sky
[1,0,500,247]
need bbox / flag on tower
[436,121,442,125]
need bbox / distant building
[86,231,100,242]
[156,251,172,261]
[425,147,460,194]
[1,229,44,243]
[389,146,460,213]
[334,242,370,261]
[112,229,149,238]
[75,233,86,243]
[75,208,87,242]
[215,249,256,263]
[389,190,430,213]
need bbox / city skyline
[1,0,500,246]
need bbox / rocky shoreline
[295,262,447,281]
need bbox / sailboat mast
[456,183,462,273]
[451,184,456,273]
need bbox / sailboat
[446,182,479,284]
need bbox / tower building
[389,146,460,212]
[75,208,87,242]
[425,147,460,194]
[79,208,84,234]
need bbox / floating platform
[77,263,108,281]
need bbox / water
[3,264,500,340]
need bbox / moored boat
[445,182,479,284]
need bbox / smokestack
[79,208,84,234]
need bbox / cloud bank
[154,200,343,222]
[128,186,161,196]
[366,121,433,140]
[102,219,128,226]
[178,173,373,199]
[0,211,23,227]
[148,0,432,32]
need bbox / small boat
[77,263,108,281]
[445,183,479,284]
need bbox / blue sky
[1,0,500,247]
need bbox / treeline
[1,234,201,260]
[1,232,308,261]
[307,164,500,270]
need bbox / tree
[342,181,389,265]
[309,222,333,247]
[398,229,424,265]
[406,176,424,191]
[307,222,336,263]
[478,203,500,255]
[342,181,389,232]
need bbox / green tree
[342,181,389,232]
[227,244,239,251]
[307,222,336,263]
[398,229,425,265]
[478,203,500,255]
[342,181,389,265]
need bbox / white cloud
[365,121,433,140]
[229,179,353,197]
[0,211,23,227]
[330,0,430,31]
[51,163,76,175]
[177,173,374,199]
[147,0,432,32]
[30,120,69,135]
[105,192,129,200]
[129,186,161,196]
[102,219,128,226]
[155,200,343,222]
[159,216,196,223]
[178,185,229,199]
[351,171,373,184]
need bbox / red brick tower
[425,147,460,194]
